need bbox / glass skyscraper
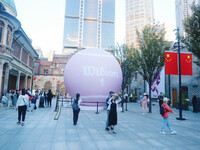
[63,0,115,55]
[126,0,154,47]
[175,0,199,36]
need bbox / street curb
[54,106,61,120]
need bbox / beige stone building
[0,0,38,97]
[33,53,73,94]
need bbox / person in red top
[160,97,177,135]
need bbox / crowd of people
[1,86,198,135]
[0,88,55,126]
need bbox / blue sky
[15,0,176,55]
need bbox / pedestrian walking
[108,94,121,134]
[124,92,128,102]
[35,91,39,109]
[16,89,29,126]
[26,91,32,112]
[142,92,148,114]
[160,97,177,135]
[72,93,82,125]
[45,90,48,106]
[13,90,18,109]
[1,94,8,108]
[139,93,143,107]
[30,95,36,112]
[192,93,197,113]
[39,89,45,107]
[158,92,164,110]
[47,89,53,107]
[27,88,32,96]
[6,90,12,109]
[105,91,114,131]
[130,92,133,102]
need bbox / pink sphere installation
[64,48,122,106]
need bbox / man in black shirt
[192,93,197,113]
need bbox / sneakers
[108,131,111,134]
[16,121,21,125]
[113,131,117,134]
[160,131,166,134]
[171,130,177,135]
[21,122,24,126]
[160,131,177,135]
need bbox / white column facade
[15,71,21,90]
[0,60,5,96]
[3,63,10,94]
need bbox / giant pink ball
[64,48,122,106]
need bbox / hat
[143,92,148,96]
[163,97,169,102]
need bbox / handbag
[22,98,28,106]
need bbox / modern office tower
[175,0,199,36]
[126,0,154,47]
[63,0,115,55]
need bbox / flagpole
[176,28,186,120]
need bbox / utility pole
[176,28,186,120]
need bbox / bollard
[96,102,99,114]
[125,101,128,111]
[54,98,58,112]
[61,97,63,106]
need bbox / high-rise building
[175,0,199,36]
[63,0,115,55]
[126,0,154,47]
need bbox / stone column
[0,60,5,96]
[3,63,10,94]
[24,75,28,89]
[29,76,32,90]
[20,47,23,60]
[15,71,21,90]
[27,55,30,66]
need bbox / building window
[6,25,12,46]
[134,72,137,80]
[0,20,4,43]
[44,69,48,74]
[54,63,58,69]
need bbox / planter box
[176,104,189,110]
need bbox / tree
[183,3,200,66]
[111,44,135,109]
[131,25,170,113]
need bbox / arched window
[6,25,12,46]
[0,20,4,43]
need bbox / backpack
[160,105,165,115]
[72,99,79,110]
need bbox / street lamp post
[175,28,186,120]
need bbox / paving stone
[0,99,200,150]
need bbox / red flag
[165,52,178,75]
[180,53,193,75]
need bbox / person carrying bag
[16,89,29,126]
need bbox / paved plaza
[0,99,200,150]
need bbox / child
[142,92,148,114]
[1,94,8,107]
[160,97,177,135]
